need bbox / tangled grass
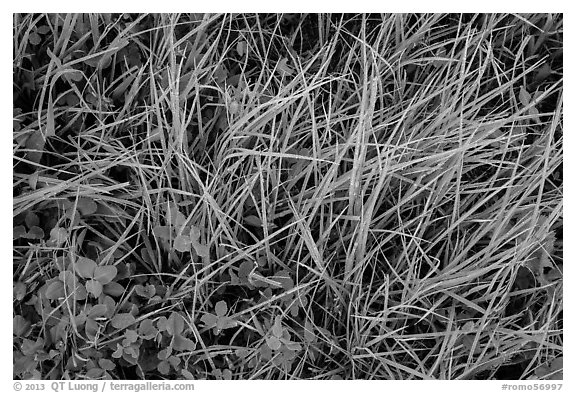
[13,13,562,380]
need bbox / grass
[13,13,562,380]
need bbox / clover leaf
[200,300,237,334]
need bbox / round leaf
[200,313,218,329]
[111,313,136,330]
[157,360,170,375]
[189,225,201,242]
[244,215,262,227]
[103,281,125,297]
[13,225,26,239]
[192,243,209,258]
[152,225,172,241]
[98,358,116,371]
[215,300,227,317]
[24,212,40,229]
[138,319,158,340]
[13,315,31,337]
[172,334,196,352]
[24,226,45,240]
[14,281,27,301]
[76,197,98,215]
[49,226,69,246]
[45,280,65,300]
[167,312,185,336]
[85,279,103,298]
[238,260,254,283]
[174,235,192,252]
[93,265,117,285]
[88,304,108,319]
[85,318,99,341]
[266,336,282,351]
[134,284,156,298]
[75,257,97,279]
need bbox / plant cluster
[14,13,562,380]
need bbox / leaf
[236,348,250,359]
[168,204,187,230]
[277,57,294,76]
[157,360,170,375]
[122,329,139,346]
[216,317,238,332]
[304,318,316,343]
[102,296,116,318]
[24,212,40,228]
[215,300,228,317]
[103,281,125,297]
[166,312,185,336]
[158,347,172,360]
[64,68,83,83]
[111,313,136,330]
[49,226,68,246]
[112,344,123,358]
[152,225,172,241]
[45,280,65,300]
[85,279,103,298]
[168,355,181,368]
[200,313,218,329]
[189,225,201,242]
[272,316,283,338]
[27,171,39,190]
[21,337,45,356]
[123,346,139,365]
[156,316,168,331]
[550,357,563,373]
[74,257,97,279]
[174,235,192,252]
[76,197,98,215]
[13,225,26,239]
[88,304,108,319]
[85,318,99,341]
[138,319,158,340]
[238,260,254,283]
[172,334,196,352]
[28,32,41,45]
[24,226,44,240]
[273,270,294,290]
[244,215,263,227]
[260,342,272,360]
[93,265,117,285]
[134,284,156,298]
[519,86,531,107]
[98,358,116,371]
[13,282,27,301]
[222,369,232,380]
[266,336,282,351]
[236,40,247,56]
[25,130,45,165]
[189,226,209,258]
[73,312,86,328]
[13,315,31,337]
[192,243,209,258]
[283,340,302,351]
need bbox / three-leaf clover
[200,301,237,334]
[152,202,209,257]
[73,257,117,298]
[265,316,302,352]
